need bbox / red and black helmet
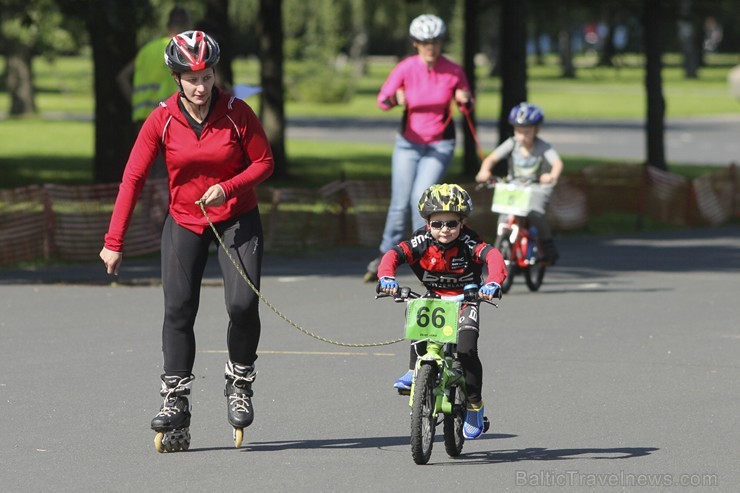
[164,30,220,73]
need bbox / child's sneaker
[393,370,414,390]
[463,402,485,439]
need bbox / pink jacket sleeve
[377,64,405,111]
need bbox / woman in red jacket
[100,30,273,452]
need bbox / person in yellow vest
[117,6,191,178]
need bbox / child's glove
[378,276,399,293]
[479,282,502,299]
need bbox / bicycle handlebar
[375,284,498,306]
[375,285,421,302]
[475,177,540,191]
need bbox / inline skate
[225,361,256,448]
[363,255,382,283]
[151,374,194,453]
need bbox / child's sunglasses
[429,220,460,230]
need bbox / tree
[200,0,234,88]
[643,0,667,170]
[257,0,288,178]
[1,0,77,116]
[461,0,479,177]
[677,0,700,78]
[56,0,147,183]
[3,39,36,116]
[497,0,528,153]
[347,0,369,78]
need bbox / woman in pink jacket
[365,14,472,281]
[100,31,273,451]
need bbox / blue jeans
[378,134,456,253]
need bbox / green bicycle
[378,285,494,465]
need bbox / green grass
[0,53,738,190]
[32,56,94,115]
[4,53,740,119]
[0,119,93,188]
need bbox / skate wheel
[154,432,164,453]
[362,271,376,283]
[233,427,243,448]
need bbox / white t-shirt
[493,136,560,181]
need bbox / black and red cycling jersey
[377,226,507,297]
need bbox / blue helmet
[508,102,545,126]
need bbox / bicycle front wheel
[410,364,437,465]
[443,383,466,457]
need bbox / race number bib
[405,298,459,344]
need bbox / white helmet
[409,14,446,42]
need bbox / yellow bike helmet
[418,184,473,219]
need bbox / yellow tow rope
[199,200,404,348]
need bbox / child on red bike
[475,102,563,264]
[377,183,507,439]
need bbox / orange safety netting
[0,163,737,266]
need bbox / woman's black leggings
[160,208,263,377]
[407,302,484,404]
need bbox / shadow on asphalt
[185,438,659,467]
[234,432,516,452]
[445,446,660,465]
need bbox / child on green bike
[377,183,507,439]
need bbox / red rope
[459,105,486,162]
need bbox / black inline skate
[225,361,256,448]
[151,374,193,453]
[363,255,382,283]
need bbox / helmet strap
[175,74,186,97]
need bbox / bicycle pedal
[397,388,410,396]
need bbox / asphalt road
[1,225,739,492]
[287,115,740,166]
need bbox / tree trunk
[644,0,667,170]
[87,3,139,183]
[6,41,37,116]
[462,0,479,177]
[348,0,368,78]
[201,0,234,88]
[558,28,576,79]
[598,6,617,67]
[677,0,699,78]
[257,0,288,178]
[498,0,528,153]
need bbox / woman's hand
[100,247,123,276]
[395,88,406,107]
[198,184,226,207]
[454,89,471,106]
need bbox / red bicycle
[479,179,552,293]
